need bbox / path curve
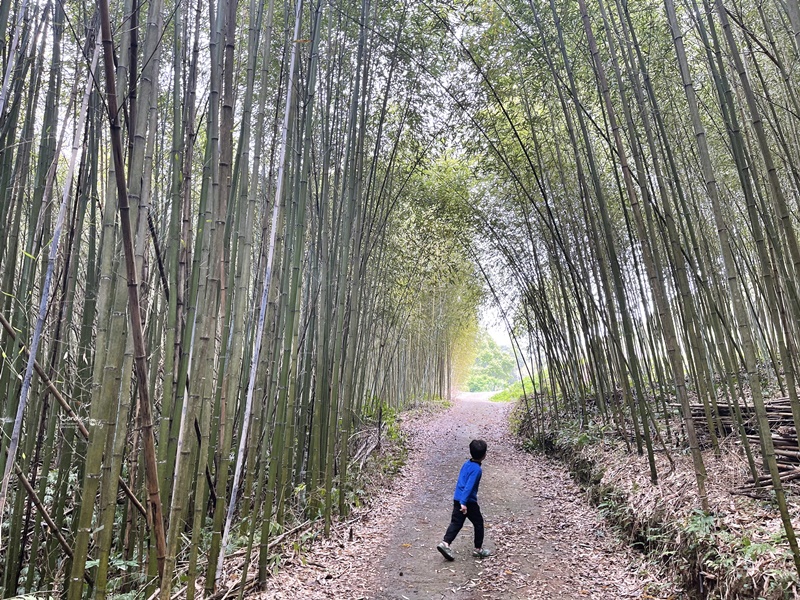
[253,393,661,599]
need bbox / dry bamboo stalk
[0,311,147,517]
[15,465,93,584]
[97,0,167,579]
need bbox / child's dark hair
[469,439,487,460]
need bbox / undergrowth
[489,377,535,403]
[226,401,416,580]
[515,409,799,600]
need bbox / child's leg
[465,503,484,549]
[443,501,467,544]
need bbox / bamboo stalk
[97,0,167,580]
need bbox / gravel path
[252,392,665,599]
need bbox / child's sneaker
[437,542,454,561]
[472,548,491,558]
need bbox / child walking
[437,439,491,560]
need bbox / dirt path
[253,393,665,599]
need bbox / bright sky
[480,303,512,348]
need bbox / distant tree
[465,330,517,391]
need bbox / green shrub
[489,377,536,402]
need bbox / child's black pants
[443,500,484,548]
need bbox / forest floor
[249,392,673,599]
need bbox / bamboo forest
[7,0,800,596]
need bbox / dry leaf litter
[579,430,800,598]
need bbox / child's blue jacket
[453,459,482,504]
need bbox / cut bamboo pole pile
[683,397,797,435]
[684,398,800,492]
